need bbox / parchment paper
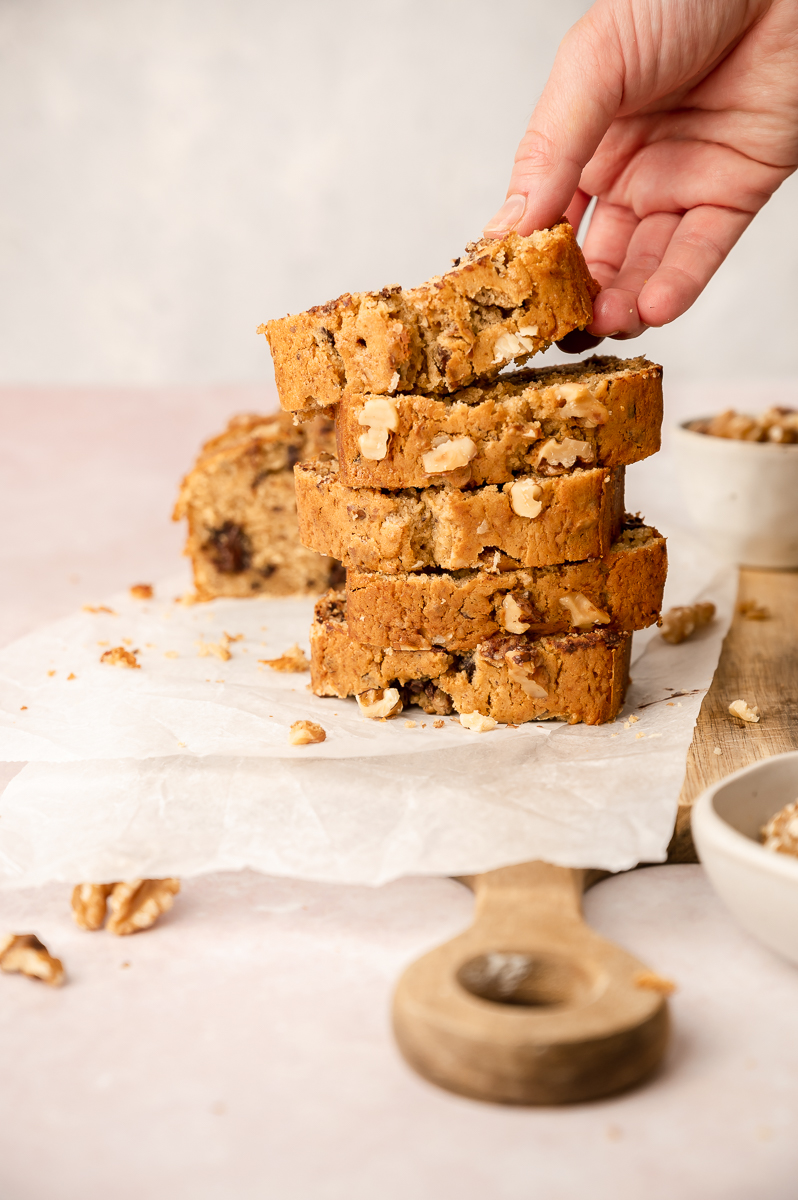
[0,527,736,885]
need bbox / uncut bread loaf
[295,458,625,572]
[345,520,666,650]
[260,223,598,418]
[335,355,662,489]
[173,412,343,600]
[310,591,631,726]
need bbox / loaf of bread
[173,412,342,599]
[334,355,662,490]
[296,458,626,573]
[260,223,598,418]
[311,591,631,726]
[344,520,666,650]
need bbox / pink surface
[2,384,797,1199]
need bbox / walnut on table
[729,698,760,724]
[289,720,326,745]
[0,933,65,986]
[356,688,403,719]
[659,602,716,645]
[71,879,180,935]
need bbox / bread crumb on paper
[130,584,153,600]
[260,644,309,673]
[289,720,326,746]
[82,604,117,615]
[100,646,140,669]
[404,720,417,729]
[196,633,235,662]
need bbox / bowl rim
[673,421,798,452]
[691,751,798,881]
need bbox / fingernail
[483,194,526,236]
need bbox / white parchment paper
[0,527,736,885]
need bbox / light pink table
[1,385,797,1200]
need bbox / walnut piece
[289,720,327,745]
[260,643,310,672]
[535,437,594,472]
[505,655,548,699]
[502,593,531,634]
[0,933,64,986]
[106,879,181,936]
[356,687,403,719]
[738,600,771,621]
[357,396,399,461]
[422,436,478,474]
[100,646,140,669]
[660,602,716,644]
[71,883,114,930]
[729,698,760,723]
[559,592,611,629]
[551,383,608,427]
[492,329,537,364]
[459,711,498,733]
[130,583,153,600]
[507,478,543,519]
[687,407,798,443]
[760,800,798,857]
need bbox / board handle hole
[457,951,595,1008]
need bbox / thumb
[484,10,625,237]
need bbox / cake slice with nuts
[310,591,631,726]
[174,411,343,600]
[295,458,626,572]
[260,222,598,418]
[334,355,662,490]
[344,520,666,650]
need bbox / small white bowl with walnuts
[692,752,798,966]
[672,408,798,568]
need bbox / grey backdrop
[1,0,796,386]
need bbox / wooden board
[669,567,798,861]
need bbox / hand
[484,0,798,344]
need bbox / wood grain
[669,568,798,861]
[392,862,669,1106]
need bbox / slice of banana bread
[173,411,343,600]
[260,223,598,418]
[310,591,631,726]
[334,355,662,489]
[295,458,625,573]
[344,520,666,650]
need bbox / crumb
[666,702,674,706]
[421,723,427,729]
[175,592,200,606]
[635,731,644,739]
[289,720,326,746]
[97,640,109,647]
[122,638,132,646]
[713,746,722,755]
[177,741,186,748]
[623,714,639,729]
[738,600,771,621]
[196,633,234,662]
[224,632,244,642]
[67,672,76,681]
[729,698,760,724]
[100,646,140,669]
[47,670,56,677]
[433,719,445,729]
[130,584,153,600]
[20,706,27,711]
[404,720,417,728]
[82,604,117,615]
[260,644,310,673]
[606,1125,623,1143]
[121,961,130,969]
[633,970,676,995]
[164,650,179,659]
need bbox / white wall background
[1,0,796,387]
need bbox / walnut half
[0,933,65,986]
[660,602,716,644]
[71,879,180,936]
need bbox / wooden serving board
[393,567,798,1105]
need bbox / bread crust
[173,412,341,599]
[310,591,631,725]
[295,459,626,572]
[345,521,666,650]
[260,224,598,417]
[335,355,662,489]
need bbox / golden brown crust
[260,224,598,416]
[310,591,631,726]
[295,459,626,572]
[344,521,666,650]
[335,356,662,489]
[173,412,341,600]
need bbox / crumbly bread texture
[345,520,666,650]
[296,458,625,572]
[310,591,631,726]
[173,411,343,600]
[335,356,662,489]
[260,224,598,417]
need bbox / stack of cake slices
[261,221,666,727]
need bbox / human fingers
[483,12,624,238]
[564,188,592,235]
[637,204,753,327]
[580,200,640,289]
[588,210,681,337]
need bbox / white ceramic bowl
[692,752,798,965]
[671,422,798,568]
